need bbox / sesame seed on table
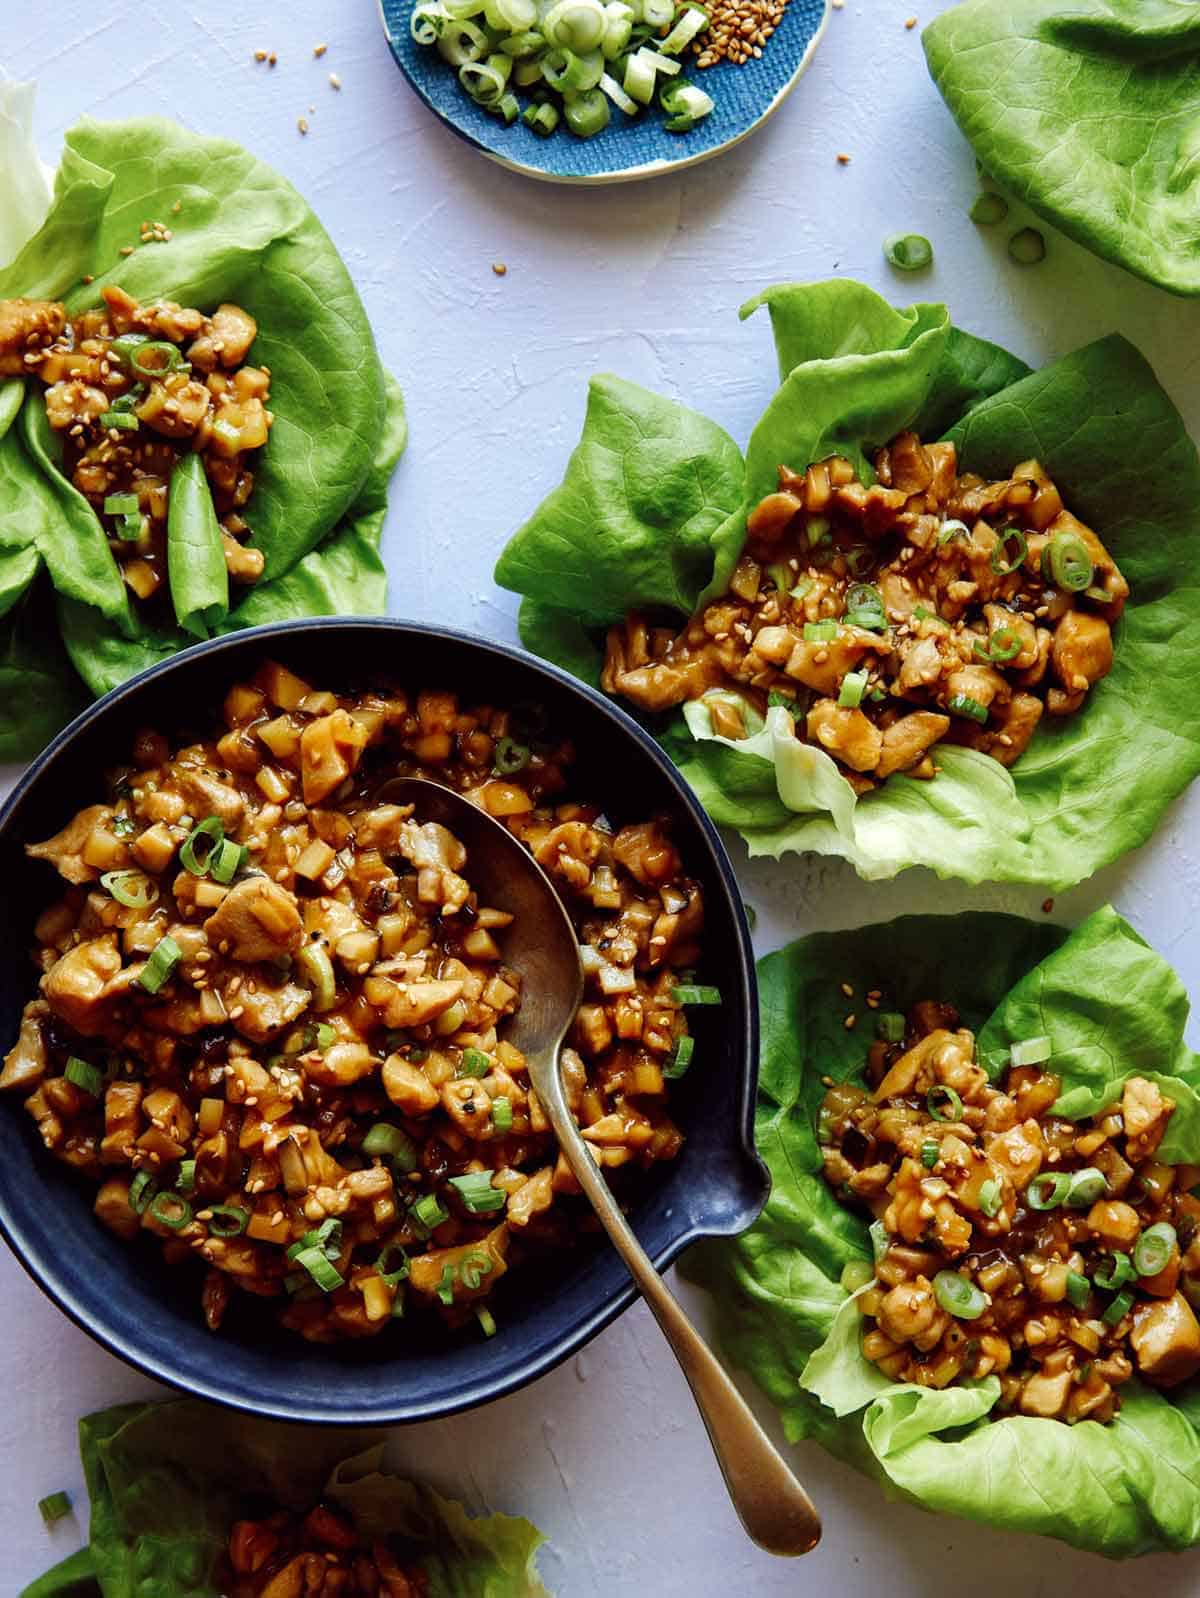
[3,2,1200,1595]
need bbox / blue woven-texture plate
[379,0,828,183]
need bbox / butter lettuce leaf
[684,906,1200,1556]
[924,0,1200,297]
[495,278,1200,889]
[0,110,404,749]
[21,1401,549,1598]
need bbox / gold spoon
[376,776,821,1557]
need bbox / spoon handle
[537,1059,821,1558]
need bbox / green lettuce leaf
[494,278,1200,889]
[0,81,52,266]
[684,906,1200,1557]
[166,453,229,638]
[924,0,1200,297]
[0,112,405,743]
[20,1401,550,1598]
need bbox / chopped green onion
[542,45,603,92]
[100,869,159,909]
[108,333,150,366]
[932,1269,988,1319]
[671,984,721,1006]
[841,1258,874,1294]
[494,90,521,123]
[436,1264,458,1306]
[803,620,838,642]
[303,1021,337,1051]
[523,100,561,135]
[623,48,657,104]
[767,690,794,710]
[660,4,708,52]
[926,1085,963,1122]
[127,341,185,379]
[947,693,989,725]
[1008,227,1046,265]
[438,18,489,63]
[294,1244,344,1293]
[1065,1270,1091,1310]
[1026,1172,1072,1211]
[38,1491,71,1525]
[129,1170,157,1214]
[137,935,181,995]
[148,1191,192,1231]
[1064,1167,1107,1208]
[391,1283,408,1318]
[411,1194,449,1233]
[476,1305,498,1336]
[180,815,224,877]
[412,1,449,43]
[599,70,638,114]
[1009,1036,1052,1067]
[459,1250,493,1289]
[790,577,815,599]
[876,1012,905,1043]
[491,1096,514,1132]
[65,1056,104,1097]
[883,232,933,272]
[494,735,531,773]
[1084,585,1111,605]
[1102,1289,1133,1327]
[207,1205,248,1238]
[111,815,136,837]
[664,1034,695,1079]
[969,191,1009,225]
[1093,1252,1135,1290]
[869,1220,889,1267]
[459,1047,492,1078]
[499,28,544,54]
[973,626,1023,665]
[209,838,246,884]
[838,670,868,709]
[449,1171,506,1214]
[937,518,970,546]
[978,1178,1002,1218]
[544,0,606,50]
[176,1159,196,1194]
[659,78,714,128]
[103,492,139,517]
[376,1242,410,1286]
[99,410,139,431]
[1133,1221,1177,1277]
[363,1123,412,1159]
[990,527,1028,575]
[288,1218,343,1262]
[920,1139,939,1170]
[296,943,337,1012]
[1042,529,1094,593]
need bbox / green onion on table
[412,0,717,138]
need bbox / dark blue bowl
[378,0,830,184]
[0,618,763,1424]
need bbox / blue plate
[379,0,829,183]
[0,618,763,1424]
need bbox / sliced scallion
[208,1205,249,1238]
[294,1244,344,1293]
[1043,529,1094,593]
[1102,1289,1133,1327]
[38,1491,71,1525]
[876,1012,905,1043]
[1133,1221,1177,1277]
[664,1034,695,1079]
[1064,1167,1107,1208]
[1026,1172,1072,1211]
[459,1047,492,1078]
[180,815,224,877]
[883,232,933,272]
[449,1171,507,1214]
[933,1269,988,1319]
[803,620,838,643]
[65,1056,104,1097]
[1009,1035,1052,1067]
[1093,1252,1135,1290]
[671,984,721,1006]
[926,1085,963,1122]
[137,935,181,995]
[838,670,868,709]
[990,527,1028,575]
[100,869,158,909]
[1065,1269,1091,1310]
[491,1096,515,1133]
[947,693,988,725]
[148,1191,192,1231]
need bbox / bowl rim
[0,615,763,1424]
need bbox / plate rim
[377,0,832,186]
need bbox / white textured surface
[4,1,1200,1591]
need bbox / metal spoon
[376,776,821,1557]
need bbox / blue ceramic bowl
[0,618,763,1424]
[379,0,829,183]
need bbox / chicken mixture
[603,434,1127,791]
[227,1500,425,1597]
[2,663,704,1343]
[0,287,270,602]
[819,1004,1200,1423]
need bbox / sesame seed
[314,41,328,56]
[119,245,134,256]
[268,51,278,66]
[1042,897,1054,914]
[844,1014,856,1030]
[329,72,342,90]
[836,152,851,165]
[905,14,916,27]
[254,49,267,61]
[298,117,310,135]
[840,982,854,998]
[492,262,508,276]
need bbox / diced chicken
[42,934,124,1035]
[365,975,465,1029]
[877,712,950,778]
[300,709,368,805]
[382,1055,440,1115]
[408,1226,509,1303]
[1122,1075,1174,1163]
[507,1166,554,1228]
[785,626,885,696]
[1130,1293,1200,1387]
[1087,1199,1141,1250]
[806,700,882,773]
[1019,1368,1073,1419]
[171,766,245,829]
[204,877,303,963]
[0,1002,48,1092]
[896,635,943,693]
[186,303,258,370]
[612,821,682,886]
[986,1118,1045,1190]
[0,297,65,375]
[1052,610,1113,695]
[441,1078,495,1139]
[396,819,469,911]
[26,805,115,884]
[877,1279,948,1350]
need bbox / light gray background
[4,1,1200,1591]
